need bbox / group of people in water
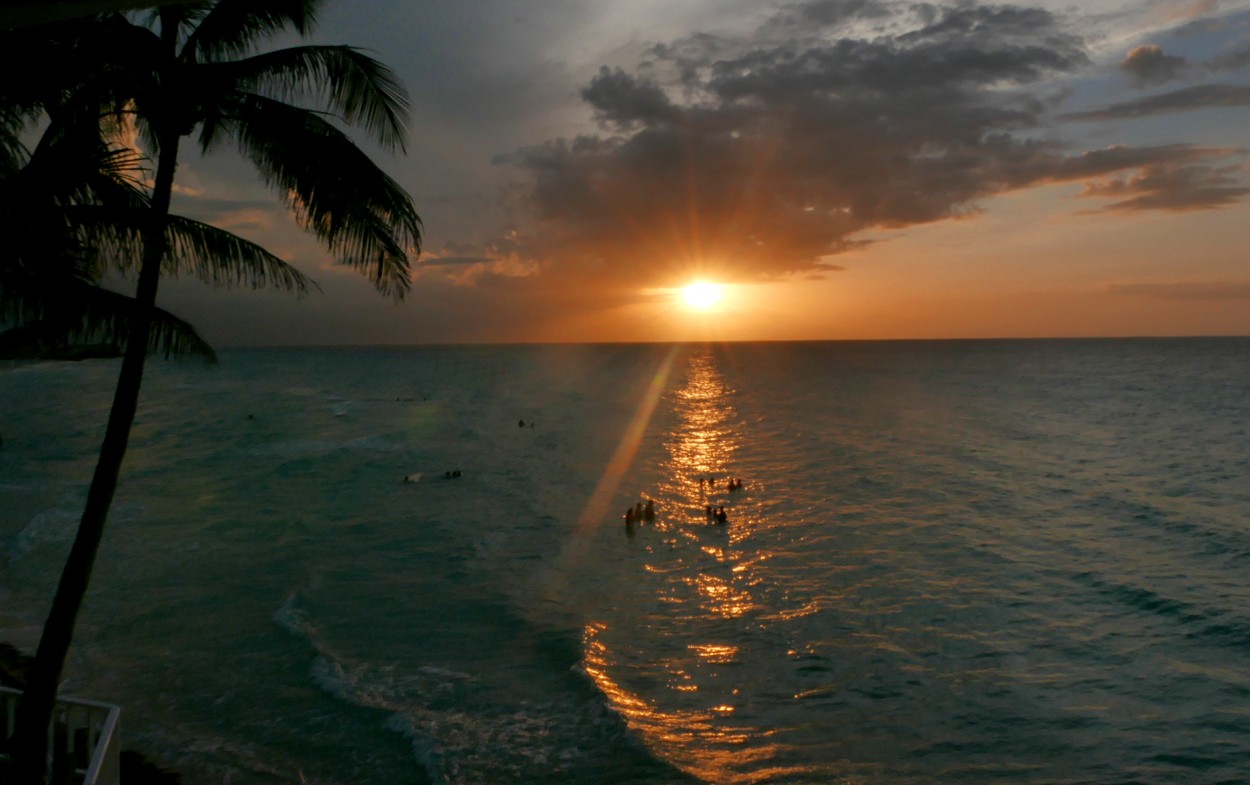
[623,499,656,525]
[703,476,744,492]
[624,474,746,529]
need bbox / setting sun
[681,282,724,310]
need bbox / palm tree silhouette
[1,16,227,360]
[1,101,251,360]
[7,3,421,780]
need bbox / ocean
[2,339,1249,784]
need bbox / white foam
[12,502,79,556]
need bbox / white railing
[1,686,121,785]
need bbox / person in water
[644,499,656,521]
[715,506,728,524]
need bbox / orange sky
[154,0,1250,344]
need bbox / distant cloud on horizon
[1107,281,1250,300]
[1062,83,1250,120]
[1073,152,1250,212]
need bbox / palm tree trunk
[9,130,181,785]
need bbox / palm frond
[222,93,420,300]
[162,214,317,293]
[0,275,216,362]
[184,0,321,61]
[20,120,147,210]
[136,3,211,30]
[3,116,150,306]
[64,206,318,295]
[0,124,27,174]
[204,45,409,151]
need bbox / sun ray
[540,343,681,589]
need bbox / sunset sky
[155,0,1250,344]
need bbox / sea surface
[2,339,1250,785]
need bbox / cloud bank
[468,0,1247,290]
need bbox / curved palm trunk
[9,130,181,785]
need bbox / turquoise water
[2,340,1249,784]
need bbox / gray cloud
[580,66,678,130]
[1120,44,1190,86]
[1063,83,1250,120]
[1078,163,1250,211]
[486,1,1244,286]
[758,0,893,35]
[1208,47,1250,74]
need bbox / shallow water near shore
[3,339,1250,784]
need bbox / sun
[681,281,724,310]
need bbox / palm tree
[1,13,304,360]
[7,3,421,781]
[1,106,219,361]
[0,16,196,360]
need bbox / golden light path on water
[579,348,802,784]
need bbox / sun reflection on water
[667,350,739,504]
[582,622,766,779]
[581,347,788,783]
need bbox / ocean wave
[276,592,645,785]
[12,504,79,554]
[313,649,642,785]
[1071,571,1250,654]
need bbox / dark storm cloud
[1120,44,1190,86]
[1063,83,1250,120]
[489,1,1246,285]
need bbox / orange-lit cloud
[1121,44,1191,86]
[148,0,1250,344]
[478,1,1247,294]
